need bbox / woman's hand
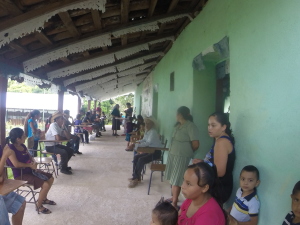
[192,158,203,164]
[30,162,37,170]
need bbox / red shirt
[178,198,225,225]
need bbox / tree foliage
[7,80,51,93]
[81,93,135,116]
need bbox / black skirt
[112,118,121,130]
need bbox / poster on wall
[141,74,153,117]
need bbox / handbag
[32,170,49,181]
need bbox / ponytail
[5,136,11,144]
[188,162,227,225]
[7,128,24,144]
[210,112,235,145]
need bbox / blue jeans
[0,192,25,225]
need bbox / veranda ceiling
[0,0,208,100]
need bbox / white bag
[89,133,96,141]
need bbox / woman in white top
[128,117,163,188]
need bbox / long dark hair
[24,110,40,137]
[6,128,24,144]
[187,162,227,224]
[210,112,235,145]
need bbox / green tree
[7,79,51,93]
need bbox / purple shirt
[126,122,134,133]
[6,144,32,178]
[74,119,83,133]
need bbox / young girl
[283,181,300,225]
[151,201,178,225]
[178,162,226,225]
[24,109,41,157]
[5,128,55,214]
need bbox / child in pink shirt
[178,162,226,225]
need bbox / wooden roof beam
[148,0,158,17]
[58,12,81,37]
[121,0,130,24]
[0,1,22,17]
[91,10,102,30]
[9,41,27,54]
[43,33,172,75]
[0,0,88,31]
[34,31,53,46]
[167,0,180,13]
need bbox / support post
[77,95,81,114]
[87,100,91,111]
[0,75,8,147]
[94,100,97,110]
[58,90,64,112]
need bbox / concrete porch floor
[20,128,176,225]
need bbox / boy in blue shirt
[230,165,260,225]
[282,181,300,225]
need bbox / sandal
[37,206,52,214]
[42,199,57,205]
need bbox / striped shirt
[282,211,300,225]
[230,188,260,222]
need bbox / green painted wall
[192,64,216,159]
[135,0,300,223]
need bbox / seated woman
[128,117,163,188]
[5,128,55,214]
[45,111,74,175]
[0,145,26,224]
[74,114,89,144]
[193,112,236,203]
[178,162,226,224]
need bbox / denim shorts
[2,192,25,214]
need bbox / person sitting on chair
[63,110,82,155]
[45,111,74,175]
[128,117,163,188]
[0,145,26,224]
[5,128,55,214]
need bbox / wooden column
[77,95,81,114]
[58,90,64,112]
[87,100,91,111]
[93,100,97,110]
[0,75,8,147]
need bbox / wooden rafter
[14,11,189,64]
[167,0,180,13]
[9,41,27,54]
[0,0,86,31]
[34,31,53,46]
[58,12,81,37]
[148,0,158,17]
[43,33,173,76]
[91,10,102,30]
[0,0,22,17]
